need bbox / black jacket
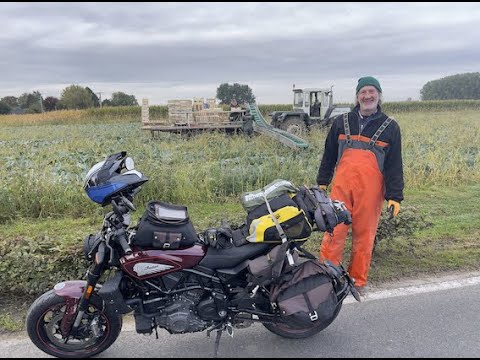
[316,105,404,202]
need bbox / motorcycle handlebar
[115,229,132,255]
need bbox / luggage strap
[262,192,295,266]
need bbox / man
[312,96,321,117]
[316,76,404,296]
[230,96,238,109]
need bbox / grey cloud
[1,2,480,103]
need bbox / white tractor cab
[270,85,351,135]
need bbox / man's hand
[319,185,328,191]
[387,200,400,218]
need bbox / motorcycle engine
[127,272,229,334]
[155,290,210,334]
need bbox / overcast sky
[2,2,479,105]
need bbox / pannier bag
[270,258,341,328]
[133,200,198,249]
[247,242,298,286]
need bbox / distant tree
[101,99,112,107]
[1,96,18,108]
[43,96,59,112]
[18,91,43,113]
[110,92,139,106]
[85,87,101,107]
[0,101,11,115]
[216,83,255,105]
[59,85,95,110]
[420,72,480,100]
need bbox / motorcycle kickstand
[206,326,223,358]
[206,323,234,358]
[214,329,222,358]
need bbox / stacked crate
[193,97,204,112]
[206,98,217,109]
[193,109,230,124]
[168,100,193,125]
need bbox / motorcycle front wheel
[26,289,122,358]
[263,302,342,339]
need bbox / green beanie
[356,76,382,94]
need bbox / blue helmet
[83,152,148,205]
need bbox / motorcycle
[26,151,359,358]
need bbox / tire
[26,290,122,358]
[263,302,342,339]
[279,117,307,136]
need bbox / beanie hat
[356,76,382,94]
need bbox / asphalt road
[3,271,480,358]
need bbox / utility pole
[38,93,44,113]
[97,92,102,108]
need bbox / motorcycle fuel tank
[120,244,206,280]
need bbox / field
[0,105,479,331]
[0,107,479,221]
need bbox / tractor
[270,85,351,135]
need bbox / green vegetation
[0,109,478,223]
[0,105,479,332]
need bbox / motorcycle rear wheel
[263,303,342,339]
[26,289,122,358]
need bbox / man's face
[357,86,380,114]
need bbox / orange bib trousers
[320,148,385,287]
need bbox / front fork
[59,261,104,337]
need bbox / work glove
[319,184,328,192]
[387,200,401,218]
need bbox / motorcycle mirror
[124,157,134,171]
[111,200,124,221]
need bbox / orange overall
[320,147,385,287]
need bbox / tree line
[0,82,253,116]
[420,72,480,100]
[1,73,477,115]
[0,85,139,115]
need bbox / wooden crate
[169,113,194,125]
[168,99,193,115]
[193,97,204,112]
[206,98,216,109]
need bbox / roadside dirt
[0,294,36,335]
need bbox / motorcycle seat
[198,241,273,269]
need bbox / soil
[0,294,36,335]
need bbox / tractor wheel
[280,117,307,136]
